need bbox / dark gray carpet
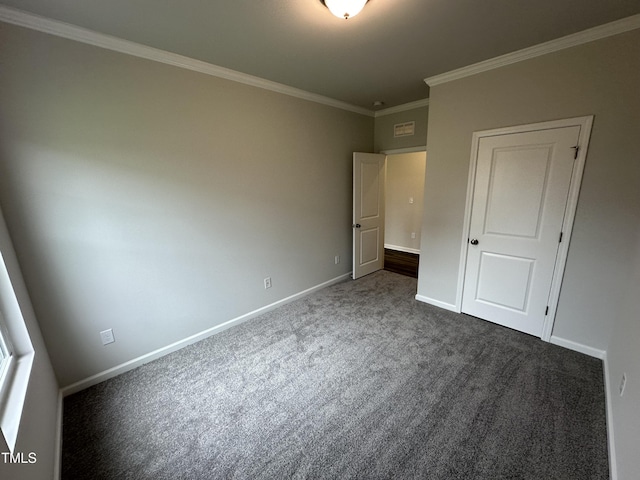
[62,271,608,479]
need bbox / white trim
[380,146,426,155]
[602,352,618,480]
[456,116,593,341]
[548,335,606,359]
[53,390,63,480]
[374,99,429,117]
[384,244,420,255]
[0,352,33,452]
[61,273,351,396]
[0,245,36,453]
[0,5,374,117]
[415,294,459,313]
[425,14,640,86]
[541,116,593,340]
[454,131,481,312]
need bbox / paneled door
[461,126,581,336]
[353,152,386,279]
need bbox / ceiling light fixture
[321,0,369,20]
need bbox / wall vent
[394,121,415,137]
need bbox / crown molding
[0,5,375,117]
[374,98,429,117]
[425,13,640,86]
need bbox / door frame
[455,116,593,341]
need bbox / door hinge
[572,145,580,160]
[545,306,549,316]
[559,231,563,243]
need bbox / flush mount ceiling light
[321,0,369,19]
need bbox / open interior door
[353,152,386,279]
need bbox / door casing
[456,116,593,341]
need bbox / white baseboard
[384,244,420,255]
[415,294,458,313]
[602,352,618,480]
[551,331,613,477]
[549,335,606,359]
[61,273,352,396]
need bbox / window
[0,242,35,454]
[0,313,15,399]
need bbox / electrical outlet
[264,277,272,289]
[409,197,414,204]
[335,255,340,264]
[619,373,627,396]
[411,232,416,239]
[100,328,115,346]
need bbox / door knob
[470,239,479,245]
[353,224,361,229]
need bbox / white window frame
[0,231,35,454]
[0,316,15,400]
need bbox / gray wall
[0,208,59,480]
[605,224,640,480]
[0,22,373,388]
[418,29,640,352]
[374,106,428,152]
[418,29,640,478]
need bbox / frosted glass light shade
[323,0,368,19]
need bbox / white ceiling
[2,0,640,110]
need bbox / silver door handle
[353,224,361,228]
[470,239,479,245]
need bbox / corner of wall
[602,351,618,480]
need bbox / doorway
[384,151,426,278]
[352,150,426,280]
